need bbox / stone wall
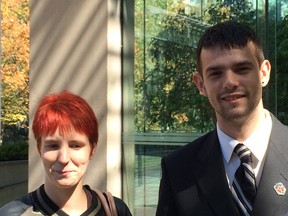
[0,161,28,207]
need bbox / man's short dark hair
[196,21,264,75]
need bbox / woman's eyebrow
[43,139,58,144]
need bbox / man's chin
[218,109,249,121]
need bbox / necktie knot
[234,143,252,164]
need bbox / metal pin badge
[274,183,286,196]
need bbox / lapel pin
[274,182,286,196]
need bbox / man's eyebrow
[205,65,225,73]
[234,60,254,66]
[206,60,254,72]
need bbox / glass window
[123,0,288,215]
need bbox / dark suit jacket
[156,114,288,216]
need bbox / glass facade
[123,0,288,215]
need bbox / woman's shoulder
[113,196,132,216]
[85,185,132,216]
[0,193,35,216]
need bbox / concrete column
[29,0,122,196]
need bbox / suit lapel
[195,130,240,216]
[252,114,288,216]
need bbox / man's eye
[209,71,222,78]
[241,68,250,73]
[235,66,251,73]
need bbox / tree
[142,13,214,132]
[135,0,258,132]
[276,14,288,125]
[1,0,29,143]
[206,0,256,26]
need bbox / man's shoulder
[270,113,288,137]
[270,113,288,153]
[164,130,217,162]
[271,113,288,129]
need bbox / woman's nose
[57,146,70,164]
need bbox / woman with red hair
[0,91,132,216]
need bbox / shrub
[0,143,28,161]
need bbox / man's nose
[223,71,239,90]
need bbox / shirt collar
[218,109,272,164]
[217,125,238,164]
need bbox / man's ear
[193,72,207,96]
[260,60,271,87]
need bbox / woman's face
[38,127,95,189]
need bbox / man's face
[193,42,270,123]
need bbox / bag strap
[104,191,118,216]
[95,189,118,216]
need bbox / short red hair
[32,91,98,146]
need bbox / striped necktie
[232,143,257,215]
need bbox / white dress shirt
[218,109,272,188]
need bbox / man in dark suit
[156,21,288,216]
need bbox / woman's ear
[89,143,97,160]
[193,72,208,97]
[37,143,42,156]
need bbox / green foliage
[135,0,259,132]
[141,13,215,132]
[0,143,28,161]
[206,0,256,26]
[276,14,288,125]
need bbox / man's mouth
[222,94,244,101]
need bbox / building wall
[29,0,122,197]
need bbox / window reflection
[125,0,288,215]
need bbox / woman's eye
[47,144,59,149]
[70,143,81,149]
